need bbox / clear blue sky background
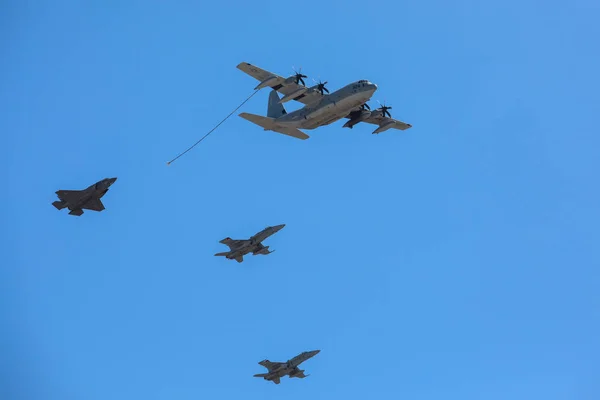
[2,1,599,399]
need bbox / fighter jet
[253,350,320,385]
[214,224,285,263]
[237,62,412,140]
[52,177,117,216]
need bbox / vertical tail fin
[267,90,287,118]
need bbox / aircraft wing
[358,113,412,132]
[237,62,323,106]
[291,371,307,379]
[55,190,83,203]
[81,197,105,212]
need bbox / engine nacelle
[254,75,279,90]
[279,87,308,104]
[343,110,371,129]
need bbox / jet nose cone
[274,224,286,231]
[308,350,320,356]
[108,177,117,185]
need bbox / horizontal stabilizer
[253,373,268,378]
[239,113,309,140]
[69,209,84,216]
[214,252,229,257]
[239,112,276,129]
[52,201,66,210]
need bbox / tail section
[253,373,268,378]
[258,359,276,370]
[238,113,276,130]
[52,200,66,210]
[214,251,243,263]
[68,208,84,216]
[267,90,287,118]
[219,237,234,245]
[239,113,310,140]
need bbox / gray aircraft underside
[253,350,320,384]
[236,62,412,140]
[52,177,117,216]
[214,224,285,263]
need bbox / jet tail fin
[253,373,268,378]
[267,90,287,118]
[68,209,84,216]
[214,252,229,257]
[239,113,309,140]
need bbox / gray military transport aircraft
[52,177,117,216]
[253,350,320,385]
[237,62,412,140]
[214,224,285,263]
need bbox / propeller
[292,67,307,86]
[376,101,392,118]
[316,80,329,95]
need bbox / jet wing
[55,190,83,203]
[291,371,307,379]
[237,62,323,106]
[81,197,105,212]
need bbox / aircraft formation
[52,62,412,385]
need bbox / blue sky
[2,0,599,399]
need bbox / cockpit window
[358,80,368,83]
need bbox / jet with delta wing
[52,177,117,216]
[214,224,285,263]
[253,350,320,385]
[237,62,412,140]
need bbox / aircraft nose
[371,83,378,91]
[108,177,117,185]
[309,350,320,356]
[274,224,286,231]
